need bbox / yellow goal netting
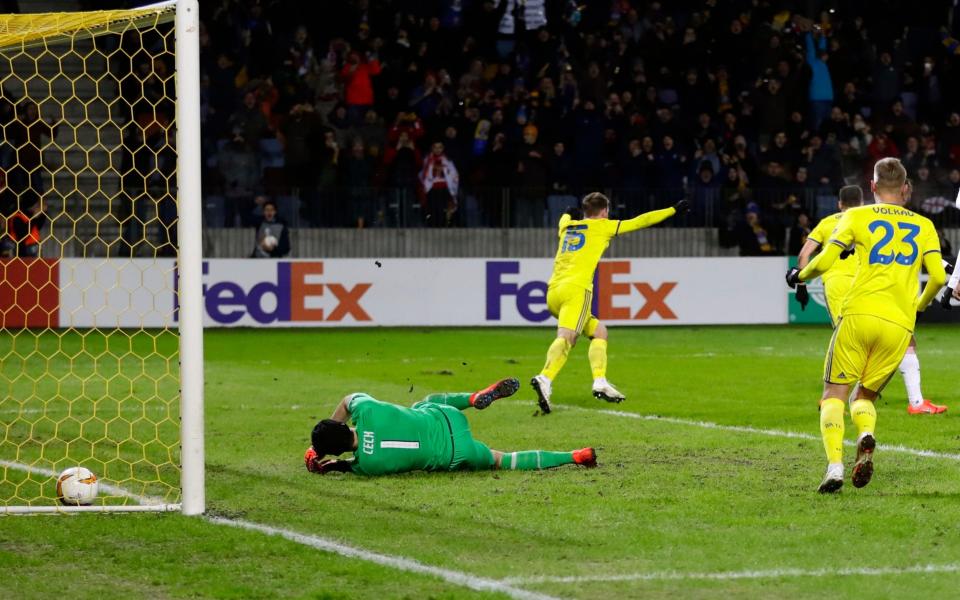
[0,1,201,513]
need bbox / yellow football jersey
[828,203,940,331]
[807,212,858,284]
[548,207,675,291]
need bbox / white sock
[899,351,923,407]
[593,376,607,387]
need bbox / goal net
[0,0,204,514]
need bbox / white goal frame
[3,0,205,516]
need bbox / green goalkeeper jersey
[347,394,454,476]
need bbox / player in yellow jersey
[786,158,947,493]
[796,185,863,325]
[798,184,947,415]
[530,192,688,413]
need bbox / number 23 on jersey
[868,220,920,266]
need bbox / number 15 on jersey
[562,225,587,253]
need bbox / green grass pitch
[2,325,960,599]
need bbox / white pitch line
[554,404,960,462]
[503,563,960,585]
[0,459,169,505]
[207,516,559,600]
[2,459,557,600]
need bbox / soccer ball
[56,467,99,506]
[262,234,278,251]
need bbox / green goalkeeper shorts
[443,408,495,471]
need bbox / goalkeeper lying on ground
[304,378,597,475]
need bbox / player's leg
[901,337,947,414]
[532,286,589,413]
[848,385,879,489]
[817,317,864,493]
[851,320,913,489]
[490,447,597,470]
[584,320,625,403]
[818,382,850,493]
[416,378,520,411]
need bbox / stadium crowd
[200,1,958,253]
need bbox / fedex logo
[486,261,677,322]
[595,262,677,320]
[175,261,371,324]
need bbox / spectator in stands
[189,0,958,239]
[802,135,840,187]
[690,161,720,226]
[872,51,902,117]
[738,204,777,256]
[803,29,834,130]
[546,140,575,224]
[474,132,512,226]
[655,135,687,206]
[382,129,422,225]
[419,141,459,227]
[229,91,269,144]
[787,212,812,256]
[280,100,323,222]
[117,126,147,257]
[6,100,57,215]
[0,169,44,258]
[252,199,290,258]
[339,139,376,228]
[340,51,381,125]
[353,109,385,156]
[756,79,788,143]
[217,129,260,227]
[512,124,548,227]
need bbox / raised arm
[917,251,947,311]
[804,32,816,63]
[617,202,684,235]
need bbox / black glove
[564,206,584,220]
[316,459,353,475]
[945,261,955,275]
[939,287,954,310]
[839,246,854,260]
[795,284,809,310]
[785,266,802,289]
[673,199,690,214]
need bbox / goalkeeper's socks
[423,393,473,410]
[502,450,574,470]
[850,399,877,438]
[541,337,571,380]
[820,397,845,464]
[588,338,608,379]
[898,351,924,407]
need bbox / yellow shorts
[823,276,852,328]
[547,284,599,337]
[823,314,911,392]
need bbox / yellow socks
[540,337,571,380]
[850,399,877,438]
[588,338,608,379]
[820,398,845,464]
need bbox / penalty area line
[502,563,960,585]
[551,404,960,462]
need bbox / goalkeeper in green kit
[304,378,597,475]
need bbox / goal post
[0,0,204,515]
[174,0,204,517]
